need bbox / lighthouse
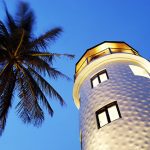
[73,41,150,150]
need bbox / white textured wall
[79,60,150,150]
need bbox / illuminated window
[91,70,109,88]
[129,65,150,78]
[98,111,108,127]
[108,105,120,121]
[96,101,121,128]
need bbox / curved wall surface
[77,55,150,150]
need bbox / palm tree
[0,2,74,135]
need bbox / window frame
[91,69,109,88]
[95,101,122,129]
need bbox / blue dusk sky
[0,0,150,150]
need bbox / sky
[0,0,150,150]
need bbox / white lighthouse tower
[73,41,150,150]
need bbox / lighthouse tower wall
[75,54,150,150]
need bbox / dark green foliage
[0,1,74,135]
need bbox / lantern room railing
[74,42,139,80]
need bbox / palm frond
[0,20,9,41]
[16,65,44,126]
[3,1,17,34]
[14,29,25,56]
[0,21,10,52]
[0,69,16,135]
[28,66,65,105]
[24,56,70,80]
[23,66,53,116]
[29,27,62,50]
[0,63,12,93]
[24,51,75,59]
[22,51,54,65]
[0,21,9,37]
[16,72,33,124]
[16,2,35,34]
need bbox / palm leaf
[22,66,54,116]
[16,65,44,126]
[28,66,65,105]
[16,2,35,33]
[29,27,62,50]
[0,69,16,135]
[0,20,11,53]
[0,63,13,93]
[24,56,70,80]
[3,1,17,34]
[26,51,75,59]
